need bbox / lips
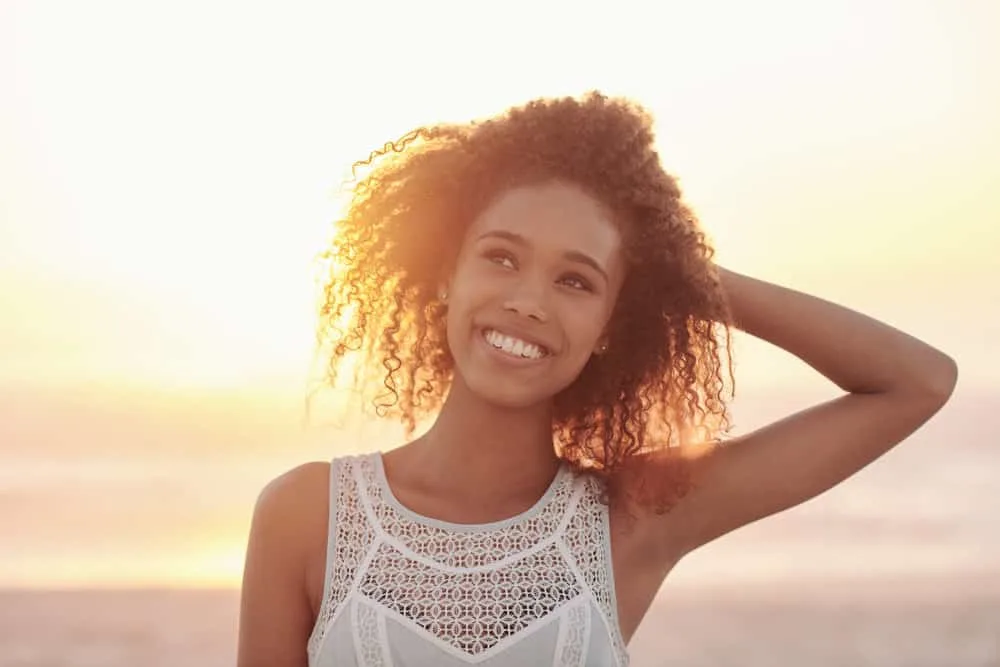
[481,328,550,360]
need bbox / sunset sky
[2,0,998,589]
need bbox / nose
[502,280,549,323]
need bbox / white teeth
[484,329,546,359]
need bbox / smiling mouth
[482,329,550,360]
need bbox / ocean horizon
[3,574,998,666]
[2,384,998,664]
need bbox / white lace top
[307,453,629,667]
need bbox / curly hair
[317,92,734,512]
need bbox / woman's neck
[395,376,562,507]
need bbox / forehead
[467,182,623,257]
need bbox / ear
[437,271,454,304]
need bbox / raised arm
[657,267,958,556]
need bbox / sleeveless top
[307,453,630,667]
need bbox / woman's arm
[237,464,328,667]
[656,267,958,556]
[719,267,956,396]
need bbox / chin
[465,378,554,411]
[450,334,585,411]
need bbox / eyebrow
[476,229,610,284]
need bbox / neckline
[372,452,567,533]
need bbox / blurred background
[2,0,998,665]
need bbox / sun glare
[3,0,998,589]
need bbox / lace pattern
[360,540,581,655]
[308,454,629,666]
[563,475,628,661]
[554,599,592,667]
[358,455,575,568]
[308,458,378,658]
[354,602,388,667]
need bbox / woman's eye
[485,250,517,270]
[560,275,594,292]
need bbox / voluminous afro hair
[318,92,734,511]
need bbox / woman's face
[444,181,627,409]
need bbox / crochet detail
[555,599,591,667]
[355,603,387,667]
[564,475,629,661]
[360,540,581,654]
[307,454,628,666]
[307,460,377,658]
[359,456,575,569]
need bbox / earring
[438,288,448,303]
[596,341,609,355]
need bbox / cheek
[561,304,609,353]
[443,290,483,348]
[443,301,466,347]
[449,258,499,304]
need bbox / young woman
[237,93,957,667]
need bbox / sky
[1,0,998,588]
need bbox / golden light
[2,0,997,588]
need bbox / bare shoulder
[245,460,332,585]
[238,461,332,667]
[249,461,333,577]
[255,461,331,518]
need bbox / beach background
[2,0,998,665]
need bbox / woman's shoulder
[250,453,378,526]
[240,461,336,661]
[249,462,334,551]
[257,461,331,506]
